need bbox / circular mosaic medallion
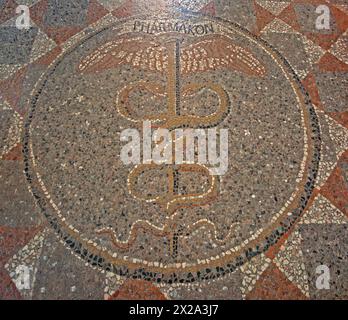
[23,13,321,283]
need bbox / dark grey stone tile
[32,231,105,300]
[43,0,90,27]
[0,161,42,227]
[314,70,348,113]
[300,224,348,299]
[0,26,38,64]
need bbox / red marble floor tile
[246,262,308,300]
[307,32,342,51]
[30,1,78,45]
[253,0,275,35]
[0,67,28,116]
[0,225,43,265]
[332,2,348,16]
[32,46,62,67]
[320,150,348,217]
[318,52,348,72]
[138,0,168,12]
[328,112,348,129]
[331,3,348,33]
[320,151,348,216]
[109,279,166,300]
[199,1,216,16]
[1,143,23,161]
[302,72,324,110]
[0,224,40,299]
[0,267,22,300]
[0,0,18,25]
[37,25,82,46]
[112,0,134,18]
[278,3,302,32]
[29,0,51,36]
[87,0,109,25]
[114,0,171,18]
[30,0,108,46]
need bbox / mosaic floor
[0,0,347,300]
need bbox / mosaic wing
[181,35,266,77]
[78,36,168,74]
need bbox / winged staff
[78,33,266,252]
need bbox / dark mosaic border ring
[22,11,321,284]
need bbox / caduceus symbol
[78,33,266,255]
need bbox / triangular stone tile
[0,64,23,81]
[0,225,43,265]
[109,279,166,300]
[176,0,212,12]
[254,0,275,34]
[0,267,22,299]
[316,160,338,189]
[300,194,348,225]
[330,29,348,65]
[29,29,56,64]
[0,0,18,25]
[315,110,341,188]
[4,229,47,299]
[302,37,326,67]
[328,111,348,129]
[0,67,28,114]
[0,98,12,112]
[302,72,323,110]
[87,0,109,25]
[256,0,290,16]
[294,34,325,79]
[199,1,216,16]
[112,0,134,18]
[331,4,348,35]
[320,150,348,217]
[277,3,301,32]
[97,0,125,12]
[31,230,105,299]
[273,230,310,297]
[240,253,271,298]
[334,4,348,16]
[261,17,297,34]
[318,52,348,73]
[246,262,308,300]
[0,100,22,159]
[326,113,348,161]
[2,143,23,161]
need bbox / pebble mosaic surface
[0,0,347,300]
